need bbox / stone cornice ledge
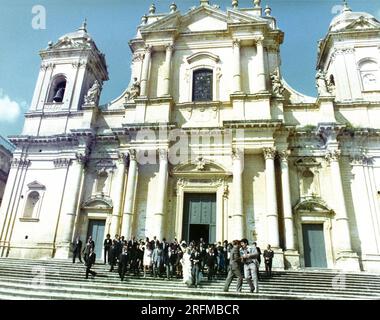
[9,134,77,146]
[25,111,84,118]
[121,122,178,131]
[223,119,283,129]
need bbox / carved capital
[117,152,128,165]
[132,53,144,62]
[325,149,341,162]
[75,153,88,164]
[232,149,244,161]
[263,147,276,160]
[158,149,168,161]
[254,36,264,46]
[72,60,86,69]
[232,39,241,48]
[53,158,71,168]
[128,149,137,161]
[165,43,175,52]
[278,150,291,161]
[145,45,153,54]
[11,158,31,168]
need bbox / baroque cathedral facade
[1,0,380,272]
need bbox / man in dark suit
[85,247,97,279]
[223,240,243,292]
[118,245,129,281]
[72,236,83,263]
[103,234,112,265]
[190,246,202,288]
[83,236,95,263]
[263,244,274,277]
[206,246,217,280]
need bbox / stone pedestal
[362,254,380,272]
[271,248,285,270]
[284,250,300,270]
[335,251,361,271]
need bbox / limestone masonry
[1,0,380,273]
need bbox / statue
[270,70,285,96]
[126,77,141,101]
[316,69,330,96]
[327,74,336,95]
[84,80,101,105]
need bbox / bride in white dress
[181,247,193,287]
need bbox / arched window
[192,69,213,102]
[359,60,379,91]
[47,75,67,103]
[24,191,40,218]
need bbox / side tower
[317,1,380,110]
[25,21,108,135]
[0,22,109,259]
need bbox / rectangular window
[192,69,213,102]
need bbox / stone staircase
[0,258,379,300]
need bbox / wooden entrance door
[183,193,216,244]
[302,224,327,268]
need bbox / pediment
[226,9,268,24]
[173,158,229,174]
[141,5,269,35]
[180,10,228,33]
[294,199,333,213]
[27,181,46,190]
[82,196,113,209]
[345,16,380,31]
[141,12,181,32]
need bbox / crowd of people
[72,234,275,293]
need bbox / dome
[329,4,380,32]
[58,20,93,45]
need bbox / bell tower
[29,21,108,114]
[317,1,380,102]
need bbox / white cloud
[0,89,22,123]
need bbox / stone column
[55,154,85,258]
[279,150,300,269]
[263,148,279,248]
[326,150,353,252]
[154,149,168,240]
[162,44,174,96]
[140,45,152,97]
[121,150,138,239]
[263,147,284,269]
[279,150,295,251]
[255,37,266,92]
[231,149,244,240]
[232,39,242,93]
[109,154,126,237]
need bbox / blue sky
[0,0,379,138]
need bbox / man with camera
[240,238,259,293]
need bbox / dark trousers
[265,260,272,276]
[73,250,82,263]
[223,267,243,292]
[119,264,128,281]
[207,264,215,280]
[104,247,110,264]
[86,265,96,279]
[191,264,200,286]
